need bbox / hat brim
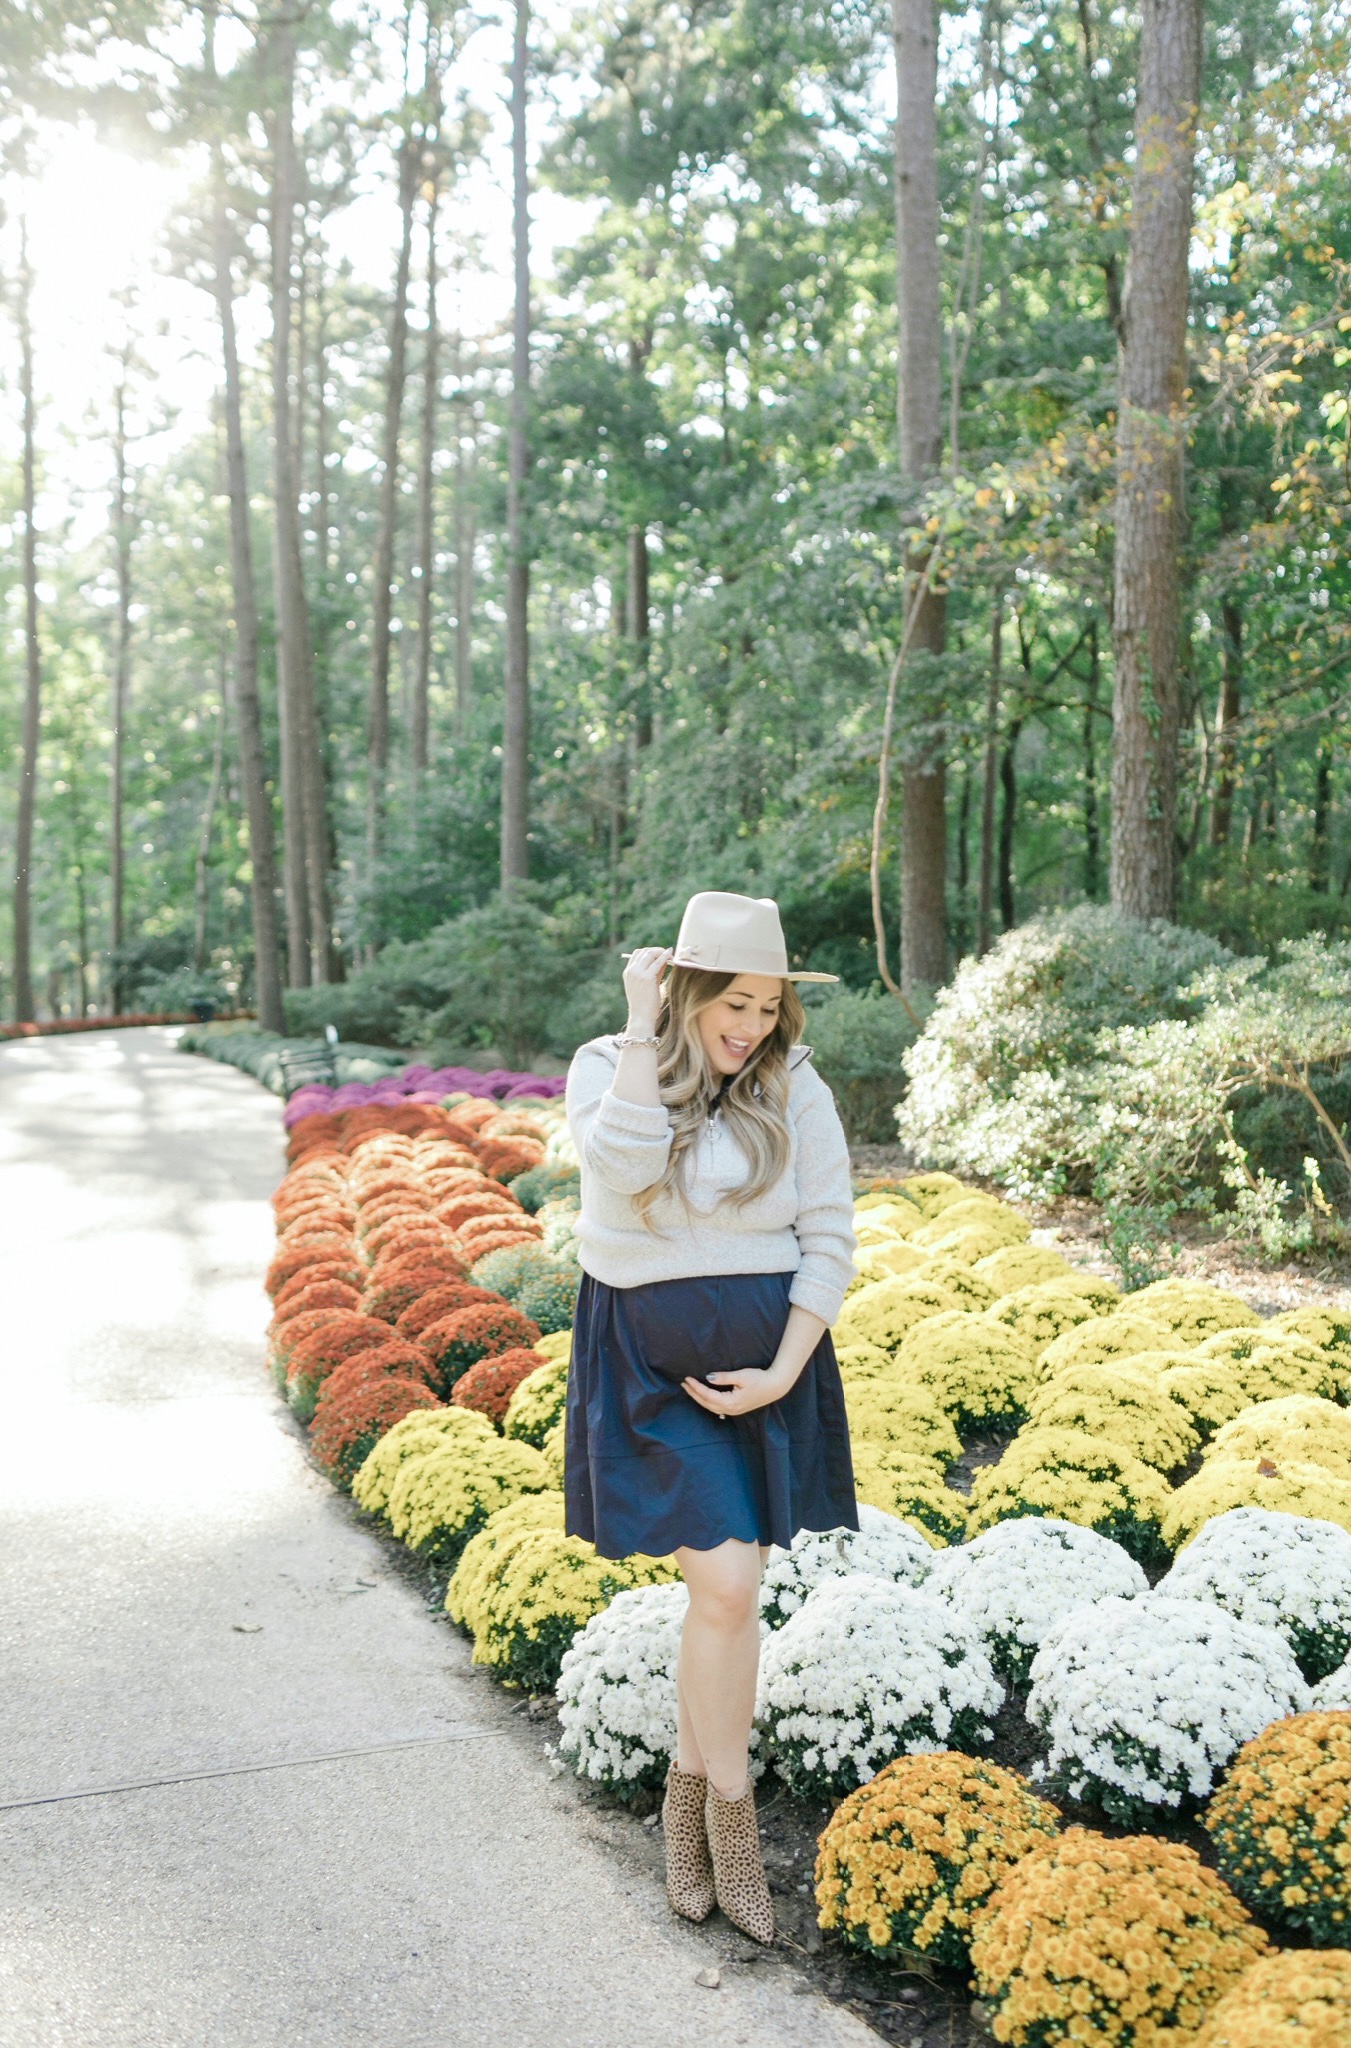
[621,952,838,984]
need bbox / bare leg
[674,1538,764,1800]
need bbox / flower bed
[1205,1711,1350,1946]
[1193,1950,1350,2048]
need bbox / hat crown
[672,891,791,977]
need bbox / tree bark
[412,182,440,780]
[368,127,419,855]
[1310,731,1332,893]
[11,217,41,1024]
[501,0,532,889]
[976,592,1001,955]
[999,716,1022,931]
[627,523,652,749]
[1208,595,1242,845]
[109,351,133,1012]
[209,17,285,1033]
[891,0,948,991]
[1083,618,1103,896]
[1109,0,1203,920]
[266,16,332,984]
[194,663,227,970]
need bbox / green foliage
[802,985,928,1142]
[509,1163,582,1214]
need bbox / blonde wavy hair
[632,966,806,1228]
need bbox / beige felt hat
[629,891,838,983]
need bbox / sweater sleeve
[566,1041,674,1197]
[787,1063,857,1326]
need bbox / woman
[565,890,858,1945]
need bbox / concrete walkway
[0,1029,876,2048]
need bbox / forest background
[1,0,1347,1112]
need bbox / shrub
[450,1347,548,1427]
[393,1282,499,1338]
[385,1432,550,1569]
[502,1353,569,1447]
[1312,1662,1351,1710]
[1194,1329,1348,1406]
[755,1577,1002,1798]
[361,1253,469,1326]
[1206,1712,1350,1947]
[556,1583,689,1799]
[1129,1279,1260,1347]
[815,1755,1060,1968]
[446,1491,566,1635]
[914,1257,998,1312]
[265,1234,358,1298]
[842,1376,963,1466]
[1158,1507,1351,1681]
[468,1243,556,1302]
[268,1305,351,1388]
[1192,1950,1350,2048]
[455,1530,677,1692]
[759,1507,934,1630]
[897,906,1234,1196]
[851,1443,968,1545]
[1271,1305,1350,1362]
[309,1373,441,1487]
[351,1406,493,1517]
[894,1312,1040,1434]
[968,1428,1172,1568]
[801,986,923,1142]
[508,1161,582,1213]
[835,1276,963,1353]
[273,1278,361,1324]
[1037,1313,1173,1378]
[514,1261,581,1336]
[1157,1355,1252,1434]
[925,1518,1147,1685]
[1024,1364,1199,1472]
[974,1244,1075,1293]
[1162,1458,1351,1551]
[418,1302,543,1389]
[968,1828,1268,2048]
[1026,1593,1308,1819]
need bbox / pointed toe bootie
[705,1779,775,1945]
[663,1764,715,1922]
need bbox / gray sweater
[565,1037,857,1325]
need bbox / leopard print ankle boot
[705,1779,775,1945]
[662,1764,715,1922]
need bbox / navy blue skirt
[564,1270,858,1561]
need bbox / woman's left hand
[682,1363,801,1418]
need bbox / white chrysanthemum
[1311,1657,1351,1710]
[756,1575,1002,1799]
[1027,1592,1308,1820]
[924,1517,1147,1684]
[1156,1506,1351,1684]
[759,1506,934,1630]
[556,1582,688,1797]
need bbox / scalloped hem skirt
[564,1270,858,1561]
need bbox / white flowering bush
[759,1506,933,1630]
[1157,1507,1351,1683]
[1027,1593,1309,1821]
[924,1518,1147,1685]
[556,1582,687,1799]
[1311,1658,1351,1709]
[756,1576,1002,1798]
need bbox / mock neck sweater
[565,1037,857,1326]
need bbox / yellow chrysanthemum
[1128,1279,1261,1349]
[843,1372,964,1465]
[989,1284,1102,1355]
[1026,1364,1199,1472]
[452,1523,676,1691]
[969,1828,1267,2048]
[1192,1949,1349,2048]
[895,1310,1040,1432]
[448,1491,568,1636]
[1269,1305,1350,1363]
[540,1416,566,1487]
[1208,1397,1350,1480]
[1038,1313,1175,1380]
[385,1432,549,1565]
[851,1442,964,1545]
[352,1405,493,1517]
[1193,1330,1349,1406]
[1206,1712,1350,1947]
[534,1328,573,1364]
[920,1256,999,1311]
[815,1754,1060,1968]
[849,1238,931,1285]
[967,1427,1171,1568]
[1163,1457,1351,1551]
[1155,1355,1253,1434]
[899,1172,970,1217]
[975,1243,1076,1293]
[502,1353,569,1447]
[835,1275,963,1353]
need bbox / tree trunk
[976,592,1002,955]
[368,131,418,858]
[266,17,332,984]
[891,0,948,992]
[1083,618,1103,897]
[1109,0,1203,920]
[11,218,40,1024]
[1310,732,1332,892]
[209,18,285,1034]
[412,182,440,781]
[999,716,1022,931]
[194,662,227,970]
[627,523,652,748]
[1208,596,1242,846]
[501,0,532,889]
[109,354,132,1012]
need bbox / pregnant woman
[564,890,858,1944]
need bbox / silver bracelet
[614,1030,660,1049]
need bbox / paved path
[0,1029,875,2048]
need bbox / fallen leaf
[693,1967,720,1989]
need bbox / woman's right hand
[622,946,672,1035]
